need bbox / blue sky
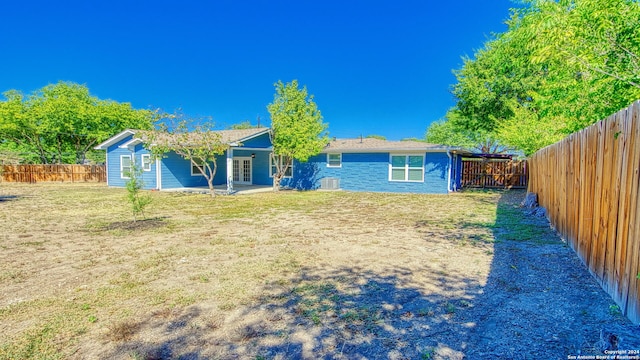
[1,1,515,140]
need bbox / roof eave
[94,129,136,150]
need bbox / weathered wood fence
[529,100,640,325]
[461,159,528,189]
[1,164,106,183]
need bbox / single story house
[95,128,470,194]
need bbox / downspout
[446,150,453,192]
[155,158,162,190]
[226,147,234,193]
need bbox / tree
[227,120,259,130]
[426,117,516,154]
[124,160,152,222]
[365,134,386,140]
[442,0,640,156]
[267,80,328,191]
[0,81,155,164]
[142,114,228,197]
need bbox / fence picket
[528,100,640,325]
[1,164,106,183]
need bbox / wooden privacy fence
[529,100,640,325]
[461,159,528,189]
[1,164,106,183]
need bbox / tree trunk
[272,175,281,192]
[207,177,216,197]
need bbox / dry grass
[0,183,508,359]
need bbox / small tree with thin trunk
[267,80,328,191]
[142,117,228,198]
[125,160,152,222]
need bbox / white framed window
[327,153,342,168]
[389,154,424,182]
[120,155,132,179]
[270,154,293,178]
[191,160,205,176]
[141,154,152,172]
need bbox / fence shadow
[99,191,640,359]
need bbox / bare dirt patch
[0,183,638,359]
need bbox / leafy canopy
[267,80,328,189]
[427,0,640,156]
[0,81,155,164]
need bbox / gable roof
[214,128,270,144]
[94,129,137,150]
[323,138,466,153]
[95,127,270,150]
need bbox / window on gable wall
[121,155,132,179]
[191,160,205,176]
[389,155,424,182]
[141,154,152,172]
[270,155,293,178]
[327,153,342,167]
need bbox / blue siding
[103,130,455,194]
[159,151,227,189]
[233,150,272,186]
[292,151,452,194]
[240,132,271,148]
[133,144,157,190]
[106,137,158,190]
[106,134,136,188]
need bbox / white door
[233,157,252,184]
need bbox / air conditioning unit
[320,177,340,190]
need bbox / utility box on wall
[320,177,340,190]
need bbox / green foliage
[142,112,228,197]
[365,134,386,140]
[267,80,328,190]
[125,162,152,222]
[439,0,640,156]
[426,115,514,154]
[227,120,259,130]
[0,81,155,164]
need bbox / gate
[461,159,528,189]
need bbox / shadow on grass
[100,190,639,359]
[0,195,20,202]
[101,217,170,232]
[103,264,484,359]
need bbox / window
[120,155,132,179]
[389,155,424,182]
[327,153,342,168]
[191,160,205,176]
[141,154,152,172]
[270,154,293,178]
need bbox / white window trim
[141,154,152,172]
[269,154,293,178]
[191,160,205,176]
[120,154,132,179]
[326,153,342,168]
[388,154,425,182]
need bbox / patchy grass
[0,183,563,358]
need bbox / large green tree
[267,80,328,191]
[0,81,155,164]
[429,0,640,156]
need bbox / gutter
[446,150,453,192]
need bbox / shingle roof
[143,127,270,147]
[323,138,452,152]
[213,128,270,143]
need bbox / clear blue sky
[1,1,515,140]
